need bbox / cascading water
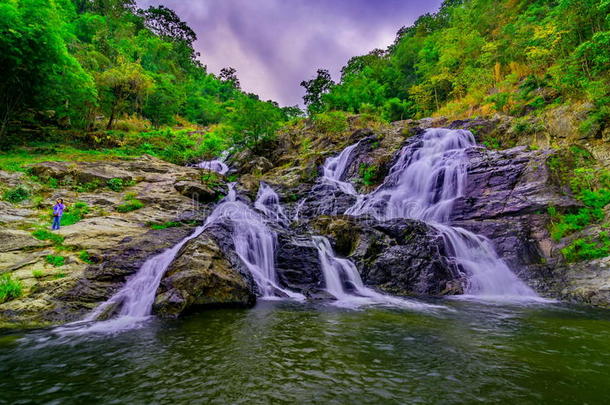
[195,151,230,174]
[312,236,430,309]
[194,183,302,300]
[255,182,289,225]
[346,128,540,300]
[310,147,441,309]
[321,141,359,195]
[60,184,301,334]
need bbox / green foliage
[224,96,284,153]
[311,111,349,134]
[32,270,45,279]
[149,221,182,230]
[32,229,65,246]
[45,255,65,267]
[2,186,30,204]
[0,274,23,304]
[107,178,126,192]
[0,0,289,156]
[358,164,380,186]
[305,0,610,131]
[78,250,92,264]
[561,233,610,262]
[60,202,90,226]
[116,193,144,213]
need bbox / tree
[219,67,241,89]
[139,5,196,45]
[300,69,335,114]
[225,97,283,152]
[97,60,153,129]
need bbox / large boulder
[275,231,325,297]
[153,231,256,318]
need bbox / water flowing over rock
[194,159,229,175]
[203,184,303,299]
[342,128,541,299]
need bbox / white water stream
[340,129,541,300]
[61,183,302,334]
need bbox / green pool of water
[1,299,610,404]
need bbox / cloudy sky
[138,0,443,106]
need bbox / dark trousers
[52,215,61,230]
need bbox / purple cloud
[137,0,443,106]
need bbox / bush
[32,270,45,279]
[60,202,90,226]
[78,250,93,264]
[107,178,125,192]
[561,233,610,262]
[2,186,30,204]
[45,255,65,267]
[116,194,144,213]
[312,111,349,134]
[32,229,65,245]
[0,274,23,303]
[149,221,182,230]
[358,164,379,186]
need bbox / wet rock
[275,232,324,297]
[153,231,256,318]
[314,216,462,296]
[452,146,578,221]
[173,180,217,202]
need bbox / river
[1,299,609,404]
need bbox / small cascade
[313,236,437,309]
[321,141,359,195]
[195,151,230,174]
[255,182,289,225]
[200,183,303,300]
[62,184,301,334]
[345,128,540,300]
[55,224,209,334]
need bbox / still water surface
[1,300,609,404]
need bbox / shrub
[312,111,349,134]
[60,202,90,226]
[54,272,66,279]
[116,194,144,213]
[107,178,125,192]
[0,274,23,303]
[561,233,610,262]
[32,269,45,279]
[3,186,30,204]
[78,250,93,263]
[358,164,379,186]
[75,180,101,192]
[32,229,65,245]
[45,255,65,267]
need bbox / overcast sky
[138,0,443,106]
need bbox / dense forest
[2,0,609,160]
[302,0,610,137]
[0,0,300,160]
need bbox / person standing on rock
[52,198,65,231]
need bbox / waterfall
[194,151,230,174]
[197,183,303,300]
[310,144,440,309]
[346,128,540,300]
[60,184,301,334]
[313,236,438,309]
[255,182,289,225]
[322,141,359,195]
